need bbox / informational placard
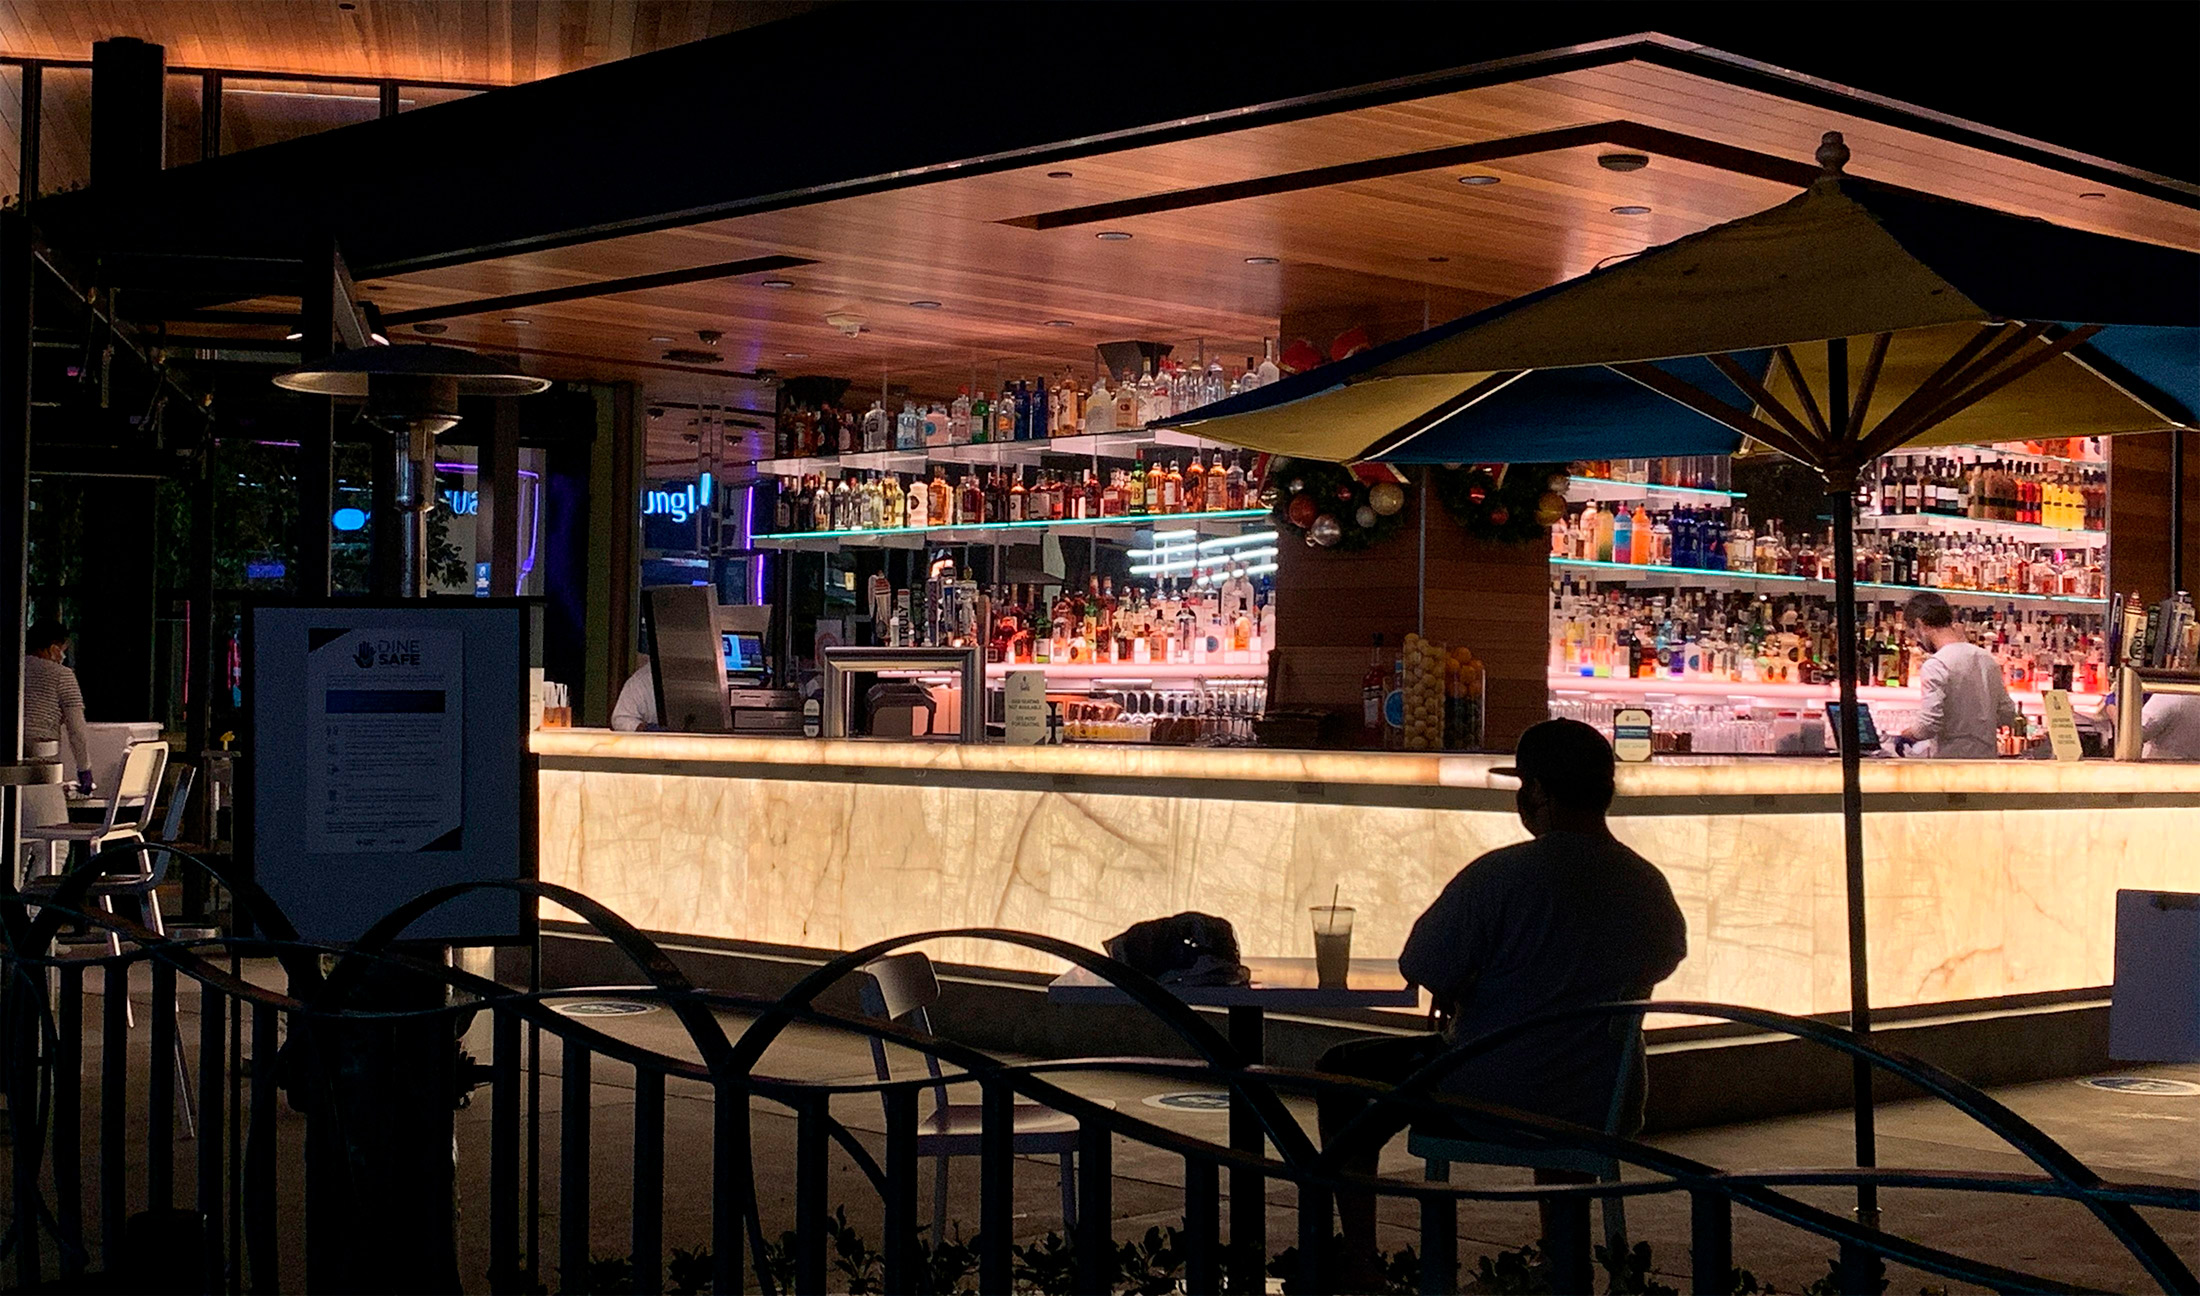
[2040,689,2084,762]
[304,626,466,853]
[1612,707,1654,762]
[1003,669,1049,745]
[245,601,533,945]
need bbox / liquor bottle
[1009,468,1028,522]
[1125,462,1147,514]
[1224,454,1247,510]
[1612,502,1634,565]
[903,475,927,529]
[949,387,972,443]
[959,473,985,528]
[927,468,952,527]
[1257,339,1281,387]
[1162,459,1184,513]
[1184,455,1205,511]
[1631,502,1653,565]
[1086,377,1114,435]
[1114,373,1140,431]
[995,386,1019,443]
[1206,452,1229,512]
[1363,636,1387,740]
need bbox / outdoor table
[1047,955,1421,1289]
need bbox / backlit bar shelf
[1546,673,2103,708]
[1551,557,2108,613]
[1854,512,2106,547]
[983,660,1269,682]
[1565,476,1746,505]
[755,427,1222,476]
[755,508,1270,549]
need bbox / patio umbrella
[1163,132,2200,1218]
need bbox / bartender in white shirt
[610,656,658,731]
[2097,689,2200,760]
[1891,593,2018,758]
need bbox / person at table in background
[1890,592,2017,758]
[22,620,95,828]
[1315,719,1688,1286]
[610,655,658,731]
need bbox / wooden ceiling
[175,54,2200,473]
[0,1,823,83]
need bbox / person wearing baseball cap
[1316,719,1687,1285]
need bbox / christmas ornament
[1288,477,1306,494]
[1368,481,1405,516]
[1310,514,1343,547]
[1431,462,1568,546]
[1466,484,1488,505]
[1335,483,1355,502]
[1355,506,1378,529]
[1257,481,1281,508]
[1266,459,1407,552]
[1287,493,1319,528]
[1535,491,1566,526]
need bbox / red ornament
[1488,505,1510,527]
[1335,483,1355,502]
[1287,493,1319,528]
[1466,485,1488,505]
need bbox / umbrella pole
[1826,340,1882,1245]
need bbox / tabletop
[1047,955,1422,1010]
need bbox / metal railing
[0,849,2194,1294]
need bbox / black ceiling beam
[999,120,1821,230]
[379,253,816,326]
[28,2,2194,295]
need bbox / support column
[0,212,32,866]
[294,239,338,598]
[581,384,641,725]
[481,386,522,596]
[90,38,166,185]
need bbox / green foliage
[666,1246,712,1295]
[1599,1240,1679,1296]
[1467,1242,1551,1294]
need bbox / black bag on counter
[1104,911,1250,987]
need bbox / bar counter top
[536,727,2200,1017]
[532,728,2200,808]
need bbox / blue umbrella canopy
[1163,133,2197,471]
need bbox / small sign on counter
[1004,669,1049,745]
[1613,707,1653,762]
[2041,689,2084,761]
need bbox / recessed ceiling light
[908,300,942,309]
[649,335,675,342]
[1458,175,1501,186]
[1427,256,1451,263]
[1046,170,1074,179]
[782,351,808,358]
[501,317,532,326]
[1095,231,1133,241]
[1244,256,1280,265]
[2078,191,2107,200]
[760,278,795,289]
[284,329,304,341]
[413,322,447,335]
[1597,153,1650,172]
[1043,319,1075,328]
[1610,205,1652,215]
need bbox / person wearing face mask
[1311,719,1688,1286]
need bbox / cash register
[642,588,802,734]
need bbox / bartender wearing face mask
[1890,593,2017,758]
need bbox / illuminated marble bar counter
[533,730,2200,1019]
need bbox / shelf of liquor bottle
[981,659,1270,682]
[1550,558,2108,613]
[1564,476,1745,505]
[755,508,1272,549]
[1936,443,2104,467]
[1545,673,2103,708]
[1854,512,2106,547]
[755,427,1220,476]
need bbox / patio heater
[274,345,549,595]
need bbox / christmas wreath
[1432,462,1569,544]
[1266,458,1411,551]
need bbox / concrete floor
[7,962,2196,1293]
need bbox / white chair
[856,952,1114,1243]
[1407,1018,1645,1265]
[23,740,168,882]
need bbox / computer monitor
[1824,701,1881,752]
[722,631,767,680]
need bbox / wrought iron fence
[0,846,2194,1294]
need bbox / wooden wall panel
[1271,478,1549,752]
[2108,430,2200,608]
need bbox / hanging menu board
[244,601,534,945]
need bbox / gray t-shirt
[1400,829,1687,1130]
